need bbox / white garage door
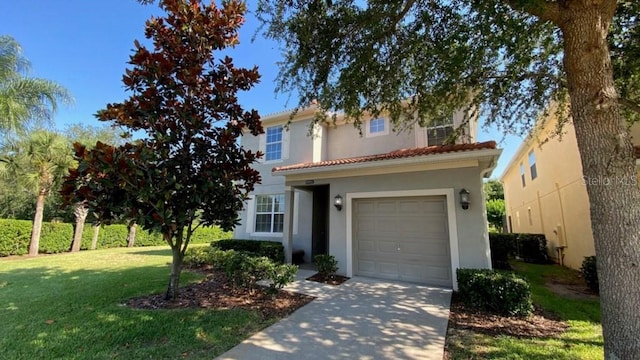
[353,196,452,287]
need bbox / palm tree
[2,130,75,255]
[0,35,72,136]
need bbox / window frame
[264,125,283,162]
[365,117,389,138]
[253,194,285,234]
[426,116,455,146]
[520,163,526,187]
[528,150,538,180]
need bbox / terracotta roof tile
[273,140,498,173]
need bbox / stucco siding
[502,116,596,269]
[326,124,417,160]
[286,166,491,277]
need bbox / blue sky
[0,0,522,177]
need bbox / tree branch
[503,0,561,24]
[390,0,416,29]
[620,97,640,114]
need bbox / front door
[312,185,329,258]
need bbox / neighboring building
[233,105,501,290]
[501,113,640,269]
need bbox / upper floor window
[366,117,389,137]
[528,150,537,180]
[265,125,283,161]
[520,163,526,187]
[255,194,285,233]
[427,117,454,146]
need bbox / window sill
[250,232,283,238]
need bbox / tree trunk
[71,202,88,252]
[91,224,100,250]
[561,5,640,359]
[28,191,46,256]
[127,222,137,248]
[165,235,183,300]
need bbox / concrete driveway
[217,270,452,360]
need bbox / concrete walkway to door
[216,269,452,360]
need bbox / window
[528,207,533,226]
[265,125,283,161]
[254,194,284,233]
[520,163,526,187]
[529,150,537,180]
[426,117,454,146]
[366,118,389,137]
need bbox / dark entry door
[312,185,329,257]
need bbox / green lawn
[447,261,603,359]
[0,246,274,359]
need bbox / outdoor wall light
[334,194,343,211]
[459,188,470,210]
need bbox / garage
[353,196,452,287]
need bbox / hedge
[457,268,533,317]
[211,239,285,264]
[489,232,549,269]
[0,218,232,257]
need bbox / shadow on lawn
[0,264,258,359]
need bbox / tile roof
[273,140,498,173]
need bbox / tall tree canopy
[257,0,640,358]
[0,35,72,136]
[61,0,262,300]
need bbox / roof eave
[273,148,503,177]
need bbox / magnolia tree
[257,0,640,357]
[62,0,262,299]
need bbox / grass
[447,261,603,359]
[0,246,276,359]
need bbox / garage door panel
[354,196,452,287]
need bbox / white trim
[365,117,390,138]
[345,188,461,290]
[249,232,283,238]
[293,191,300,235]
[245,197,255,234]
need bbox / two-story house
[501,112,640,270]
[233,105,502,290]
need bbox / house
[233,105,502,290]
[500,112,640,269]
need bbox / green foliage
[581,256,599,293]
[489,232,519,270]
[517,233,549,264]
[457,268,533,317]
[265,263,298,294]
[0,219,225,256]
[314,254,338,276]
[486,198,505,231]
[484,180,504,201]
[212,239,285,264]
[0,219,31,256]
[0,35,73,135]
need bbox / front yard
[0,246,303,359]
[445,261,603,359]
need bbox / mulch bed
[305,273,350,285]
[126,269,315,319]
[445,292,568,338]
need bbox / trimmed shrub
[581,256,599,293]
[517,233,549,263]
[489,233,519,270]
[211,239,285,264]
[1,218,229,256]
[0,219,32,256]
[457,268,533,317]
[314,254,338,276]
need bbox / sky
[0,0,523,178]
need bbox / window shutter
[257,134,265,163]
[246,197,255,233]
[282,128,290,160]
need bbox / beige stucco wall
[503,117,640,269]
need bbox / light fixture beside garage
[334,194,343,211]
[459,188,470,210]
